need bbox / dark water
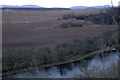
[6,51,119,78]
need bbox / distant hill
[92,5,112,8]
[0,5,44,8]
[22,5,44,8]
[71,6,87,9]
[1,5,117,9]
[1,5,71,11]
[71,5,113,9]
[0,5,21,8]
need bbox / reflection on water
[6,52,119,78]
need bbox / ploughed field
[2,10,117,49]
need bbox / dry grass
[2,9,101,24]
[3,25,116,50]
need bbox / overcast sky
[0,0,119,8]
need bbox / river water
[5,51,119,78]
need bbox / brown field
[2,9,117,50]
[2,9,102,24]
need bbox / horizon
[0,0,119,8]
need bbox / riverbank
[5,50,119,78]
[2,45,117,77]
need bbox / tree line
[62,7,119,25]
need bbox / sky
[0,0,119,8]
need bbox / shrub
[60,22,83,28]
[55,43,73,57]
[63,13,74,19]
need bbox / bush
[103,30,118,46]
[75,15,88,20]
[73,39,83,54]
[63,13,74,19]
[2,47,53,73]
[55,43,73,57]
[55,37,102,58]
[60,22,83,28]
